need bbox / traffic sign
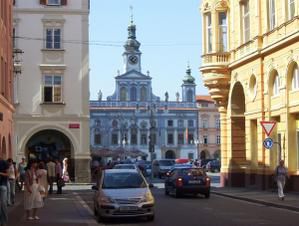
[260,121,276,136]
[263,137,274,149]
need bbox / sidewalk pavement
[211,187,299,212]
[7,185,98,226]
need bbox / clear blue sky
[89,0,208,101]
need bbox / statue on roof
[176,92,180,102]
[165,91,169,102]
[97,90,102,101]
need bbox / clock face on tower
[129,55,138,65]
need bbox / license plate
[119,206,138,211]
[188,180,201,184]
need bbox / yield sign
[260,121,276,136]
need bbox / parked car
[152,159,175,178]
[92,169,155,222]
[113,164,138,170]
[135,160,151,177]
[164,165,211,198]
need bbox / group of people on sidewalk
[0,156,69,226]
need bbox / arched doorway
[165,150,176,159]
[26,129,74,180]
[200,150,206,160]
[230,82,246,187]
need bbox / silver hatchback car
[92,169,155,222]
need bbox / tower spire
[130,5,134,25]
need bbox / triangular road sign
[260,121,276,136]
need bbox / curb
[211,191,299,212]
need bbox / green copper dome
[183,66,195,84]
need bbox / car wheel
[93,206,97,216]
[164,186,169,195]
[174,188,181,198]
[147,215,155,221]
[204,192,210,199]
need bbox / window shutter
[61,0,67,5]
[40,0,46,5]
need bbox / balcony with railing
[201,52,230,69]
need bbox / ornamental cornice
[14,8,89,15]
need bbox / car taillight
[176,178,183,187]
[205,177,211,186]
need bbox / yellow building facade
[200,0,299,190]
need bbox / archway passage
[165,150,176,159]
[26,129,74,180]
[230,82,246,187]
[200,150,206,160]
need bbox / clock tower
[123,19,142,72]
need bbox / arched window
[292,64,299,90]
[272,73,280,96]
[140,86,147,101]
[130,86,137,101]
[120,87,127,101]
[187,90,193,102]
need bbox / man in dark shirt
[0,156,9,226]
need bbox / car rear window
[102,172,147,189]
[159,160,175,166]
[180,168,206,176]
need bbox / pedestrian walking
[7,158,17,206]
[0,156,9,226]
[62,158,69,182]
[36,161,48,199]
[275,159,289,200]
[46,158,56,194]
[17,157,26,191]
[24,160,43,220]
[55,159,63,194]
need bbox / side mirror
[91,185,98,190]
[149,183,154,188]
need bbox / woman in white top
[24,160,43,220]
[36,161,48,199]
[275,159,289,200]
[7,158,16,205]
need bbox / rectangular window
[94,134,101,145]
[218,12,227,52]
[203,135,208,144]
[188,120,194,127]
[47,0,61,5]
[43,75,62,103]
[216,135,221,144]
[167,133,174,145]
[178,133,184,145]
[188,133,194,144]
[268,0,276,30]
[202,119,208,129]
[273,75,280,96]
[206,13,212,53]
[289,0,295,20]
[46,28,61,49]
[216,118,221,129]
[292,66,299,90]
[111,134,118,145]
[242,1,250,43]
[141,134,147,145]
[167,120,173,127]
[131,133,137,145]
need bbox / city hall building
[90,20,199,162]
[13,0,90,182]
[200,0,299,190]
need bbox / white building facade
[13,0,90,182]
[90,21,199,162]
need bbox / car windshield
[102,172,147,189]
[159,160,174,166]
[180,168,205,176]
[113,164,135,169]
